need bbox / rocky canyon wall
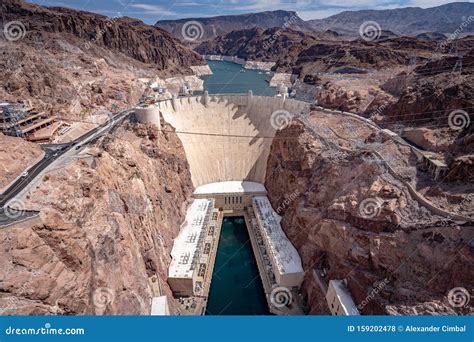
[1,0,205,119]
[264,115,473,315]
[0,120,194,315]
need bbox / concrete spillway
[136,94,309,187]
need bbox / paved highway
[0,109,134,225]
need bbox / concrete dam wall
[138,94,309,187]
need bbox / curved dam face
[138,94,309,187]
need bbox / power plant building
[252,196,304,289]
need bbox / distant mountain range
[155,10,313,41]
[156,2,474,40]
[308,2,474,36]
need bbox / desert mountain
[308,2,474,36]
[1,0,203,69]
[0,0,204,118]
[155,10,312,41]
[196,27,413,74]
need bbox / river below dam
[206,216,269,315]
[201,60,276,96]
[199,61,272,315]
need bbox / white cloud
[129,4,177,16]
[406,0,466,8]
[228,0,284,11]
[218,0,314,12]
[317,0,395,7]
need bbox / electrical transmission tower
[448,40,463,76]
[452,55,463,74]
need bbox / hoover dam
[137,93,309,186]
[1,0,472,322]
[136,83,473,316]
[136,92,310,315]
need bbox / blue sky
[29,0,467,24]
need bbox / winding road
[0,109,134,226]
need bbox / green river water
[206,216,269,315]
[201,60,276,96]
[202,61,272,315]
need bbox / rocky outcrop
[315,80,396,114]
[0,121,194,315]
[382,49,473,177]
[444,125,474,182]
[0,42,147,119]
[0,0,205,118]
[401,127,453,153]
[196,28,318,63]
[2,0,203,69]
[0,133,43,189]
[315,82,364,112]
[264,116,473,315]
[383,50,474,127]
[196,28,410,76]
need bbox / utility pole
[452,55,463,74]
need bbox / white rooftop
[169,199,211,279]
[252,196,303,275]
[194,181,267,195]
[151,296,170,315]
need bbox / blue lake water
[201,60,276,96]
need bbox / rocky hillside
[308,2,474,36]
[196,27,320,63]
[265,114,473,315]
[0,0,204,118]
[196,28,412,74]
[197,24,472,168]
[0,133,43,190]
[2,0,203,68]
[383,49,474,127]
[0,120,194,315]
[379,48,474,177]
[156,10,312,41]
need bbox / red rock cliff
[264,115,473,315]
[0,121,194,315]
